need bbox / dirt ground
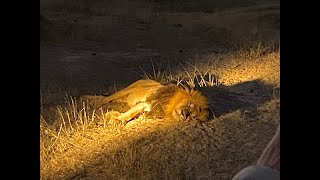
[40,0,280,179]
[40,0,279,97]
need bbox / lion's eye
[188,103,195,108]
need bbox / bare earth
[40,1,280,179]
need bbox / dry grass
[139,43,279,88]
[40,102,279,179]
[214,43,280,86]
[40,0,279,179]
[40,44,280,179]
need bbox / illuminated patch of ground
[40,1,279,179]
[41,49,279,179]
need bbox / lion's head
[165,84,210,122]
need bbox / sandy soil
[40,1,279,96]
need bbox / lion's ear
[178,82,199,95]
[177,83,185,91]
[190,88,195,94]
[177,83,191,94]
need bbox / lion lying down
[81,79,210,125]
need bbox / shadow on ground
[53,79,278,180]
[201,79,274,118]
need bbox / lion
[81,79,210,125]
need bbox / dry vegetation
[40,0,280,179]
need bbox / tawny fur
[81,79,210,124]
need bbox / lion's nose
[181,109,190,118]
[181,109,186,116]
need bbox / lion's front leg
[115,102,151,125]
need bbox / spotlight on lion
[40,43,279,180]
[40,0,279,179]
